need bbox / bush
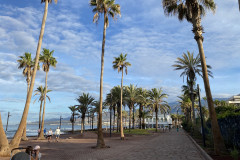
[230,148,239,160]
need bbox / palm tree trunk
[239,0,240,11]
[9,0,48,149]
[155,107,158,133]
[139,105,143,129]
[129,108,132,132]
[38,71,48,139]
[120,69,125,140]
[22,70,31,141]
[132,106,135,129]
[81,117,84,134]
[96,10,106,148]
[39,101,43,129]
[83,117,85,132]
[113,107,115,131]
[0,113,10,156]
[192,3,226,154]
[190,84,196,124]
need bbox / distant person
[47,128,53,142]
[38,129,40,137]
[55,127,61,142]
[32,145,41,160]
[44,128,47,137]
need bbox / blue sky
[0,0,240,124]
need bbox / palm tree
[17,52,35,141]
[90,0,121,148]
[38,48,57,139]
[111,86,122,132]
[69,106,79,133]
[178,95,192,122]
[76,93,95,134]
[125,84,139,131]
[17,52,35,93]
[173,51,212,124]
[148,88,168,132]
[113,53,131,140]
[162,0,226,154]
[1,0,58,154]
[137,88,149,129]
[33,86,51,130]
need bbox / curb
[185,131,213,160]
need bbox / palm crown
[172,51,212,83]
[76,93,95,116]
[41,0,57,4]
[162,0,216,22]
[34,86,52,103]
[17,52,35,78]
[39,48,57,72]
[90,0,121,27]
[113,53,131,74]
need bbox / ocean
[3,122,97,138]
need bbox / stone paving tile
[0,129,206,160]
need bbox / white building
[226,94,240,106]
[144,113,172,128]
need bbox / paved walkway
[1,129,206,160]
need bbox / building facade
[226,94,240,106]
[144,113,172,129]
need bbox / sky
[0,0,239,124]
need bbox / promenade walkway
[1,129,206,160]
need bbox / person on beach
[32,145,41,160]
[55,127,61,142]
[47,128,53,142]
[38,129,40,137]
[44,128,47,137]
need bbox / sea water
[3,123,97,138]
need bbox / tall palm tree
[33,86,51,130]
[90,0,121,148]
[76,93,95,134]
[125,84,139,131]
[69,106,79,133]
[1,0,58,153]
[113,53,131,140]
[17,52,35,141]
[148,88,168,132]
[162,0,226,154]
[38,48,57,139]
[173,51,212,124]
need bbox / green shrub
[230,148,239,160]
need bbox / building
[144,113,172,129]
[226,94,240,106]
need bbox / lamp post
[59,115,63,129]
[197,84,206,147]
[6,112,11,132]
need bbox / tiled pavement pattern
[1,129,205,160]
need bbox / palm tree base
[120,137,125,140]
[0,147,11,157]
[37,136,46,140]
[21,137,28,141]
[92,145,110,149]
